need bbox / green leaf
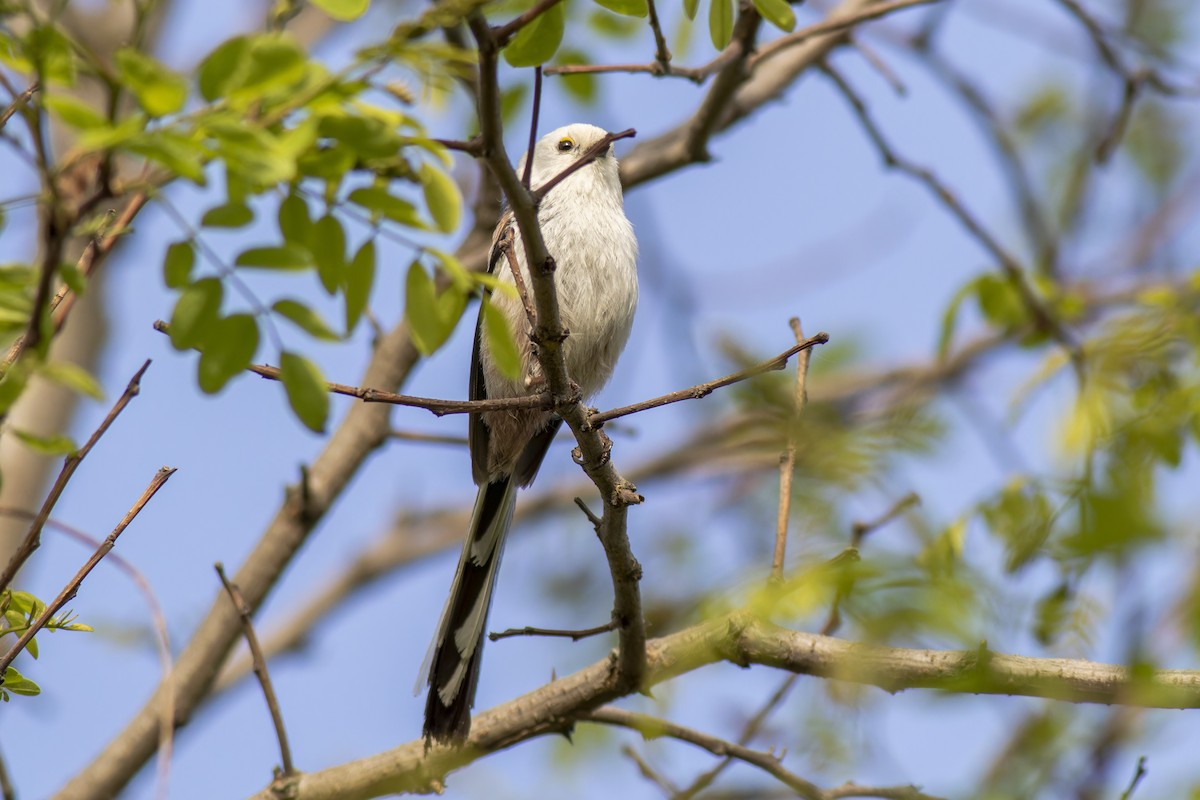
[683,0,699,21]
[310,0,370,20]
[197,314,259,394]
[311,214,346,294]
[419,162,461,233]
[42,95,106,130]
[752,0,795,31]
[554,49,597,103]
[201,202,254,228]
[318,114,400,160]
[279,351,329,433]
[25,636,36,660]
[278,193,312,246]
[709,0,733,49]
[7,591,43,616]
[272,299,341,341]
[482,297,522,380]
[344,240,375,332]
[198,36,250,102]
[591,0,647,16]
[405,262,465,355]
[347,187,422,227]
[169,278,224,351]
[11,428,77,456]
[504,1,566,67]
[2,666,40,697]
[39,361,104,400]
[126,130,209,185]
[115,48,187,116]
[975,274,1026,328]
[235,245,312,270]
[163,240,195,289]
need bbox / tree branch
[0,358,151,593]
[243,614,1200,799]
[0,466,175,674]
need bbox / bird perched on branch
[422,123,639,744]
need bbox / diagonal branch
[0,359,151,593]
[0,466,175,674]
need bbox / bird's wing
[468,209,513,485]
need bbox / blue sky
[4,0,1200,798]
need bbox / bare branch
[1118,756,1148,800]
[215,563,295,779]
[248,613,1198,800]
[0,359,151,593]
[770,318,812,583]
[0,82,37,132]
[590,332,828,427]
[489,620,617,642]
[0,466,175,674]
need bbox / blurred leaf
[1014,84,1069,137]
[405,261,463,355]
[199,34,307,104]
[273,299,341,340]
[420,162,461,233]
[278,193,312,246]
[42,95,106,129]
[116,48,187,116]
[683,0,699,21]
[11,429,77,456]
[311,214,346,294]
[752,0,795,31]
[38,361,104,400]
[344,240,375,332]
[504,2,565,67]
[591,0,647,16]
[554,49,597,103]
[310,0,370,20]
[197,314,259,394]
[201,202,254,228]
[279,351,329,433]
[347,187,422,226]
[709,0,732,49]
[482,297,522,380]
[163,240,195,289]
[974,274,1026,329]
[169,278,223,351]
[198,36,250,102]
[235,245,312,270]
[500,83,528,126]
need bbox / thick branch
[244,614,1200,799]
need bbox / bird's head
[520,123,622,196]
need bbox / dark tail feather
[423,475,516,743]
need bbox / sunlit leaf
[273,299,341,340]
[201,202,254,228]
[311,214,346,293]
[116,48,187,116]
[11,428,77,456]
[38,361,104,400]
[752,0,795,31]
[482,296,521,380]
[279,351,329,433]
[420,162,461,233]
[344,240,375,332]
[169,278,223,351]
[708,0,732,49]
[197,313,259,393]
[163,240,195,289]
[591,0,647,16]
[310,0,370,20]
[235,245,312,270]
[504,2,566,67]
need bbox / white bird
[423,123,639,743]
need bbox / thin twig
[499,227,538,331]
[573,496,603,531]
[770,318,812,583]
[622,744,680,796]
[215,563,295,777]
[0,507,176,800]
[0,466,175,675]
[0,359,152,593]
[489,620,617,642]
[750,0,940,68]
[645,0,672,70]
[851,491,919,546]
[820,65,1083,377]
[431,136,483,156]
[522,66,543,190]
[1118,756,1148,800]
[0,82,37,132]
[585,707,946,800]
[531,128,637,203]
[388,429,468,446]
[0,742,14,800]
[591,332,828,427]
[493,0,568,46]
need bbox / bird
[422,123,639,744]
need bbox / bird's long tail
[422,475,517,743]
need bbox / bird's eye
[557,138,574,152]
